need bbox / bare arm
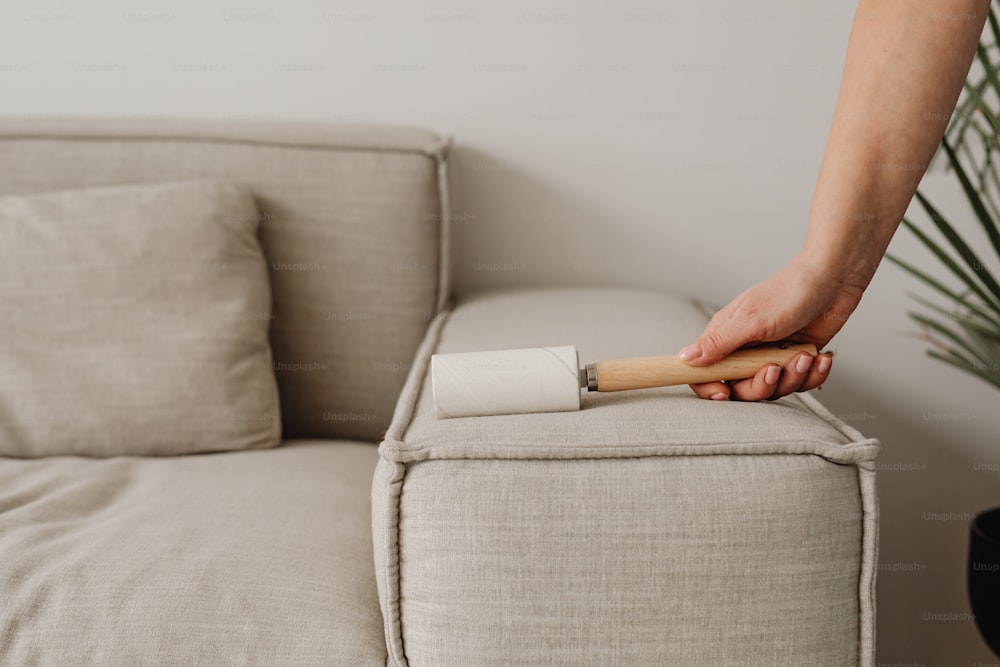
[681,0,990,402]
[805,0,990,287]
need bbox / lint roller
[431,343,817,418]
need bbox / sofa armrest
[372,287,879,667]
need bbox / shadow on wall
[820,378,999,665]
[446,145,701,296]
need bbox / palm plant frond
[885,254,1000,329]
[895,5,1000,390]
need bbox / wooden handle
[593,343,818,392]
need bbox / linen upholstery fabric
[373,287,880,667]
[0,441,386,666]
[0,180,280,457]
[0,117,451,442]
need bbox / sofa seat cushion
[373,287,879,667]
[0,441,385,666]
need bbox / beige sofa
[0,119,879,666]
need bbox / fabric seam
[0,132,449,158]
[393,462,408,667]
[857,466,879,667]
[384,308,452,445]
[381,438,880,466]
[432,139,454,313]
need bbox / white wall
[2,0,997,662]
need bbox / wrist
[800,204,900,291]
[793,243,876,294]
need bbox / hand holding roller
[431,343,818,418]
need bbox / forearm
[802,0,989,287]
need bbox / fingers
[799,352,833,392]
[678,329,745,367]
[689,381,731,401]
[679,302,763,367]
[691,351,834,402]
[727,364,780,401]
[773,351,814,397]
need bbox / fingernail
[679,343,701,362]
[764,365,781,386]
[795,354,813,374]
[817,355,832,374]
[710,392,728,401]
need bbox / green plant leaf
[976,41,1000,111]
[948,9,1000,156]
[910,293,1000,339]
[929,346,988,380]
[970,119,1000,153]
[900,9,1000,392]
[912,192,1000,306]
[941,137,1000,259]
[972,121,1000,209]
[967,143,1000,223]
[946,67,997,163]
[923,335,988,381]
[971,87,1000,136]
[965,138,994,196]
[908,312,988,365]
[927,350,1000,390]
[951,80,988,148]
[912,303,1000,366]
[898,212,1000,311]
[968,142,988,192]
[885,253,1000,327]
[966,327,1000,371]
[989,5,1000,59]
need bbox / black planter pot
[970,506,1000,658]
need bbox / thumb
[678,309,758,366]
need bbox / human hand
[678,253,867,401]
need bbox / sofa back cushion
[0,119,450,442]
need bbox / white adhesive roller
[432,346,581,418]
[431,343,818,419]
